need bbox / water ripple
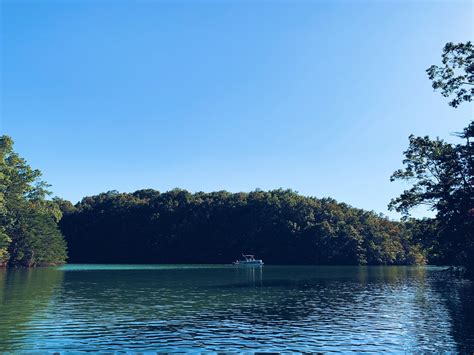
[0,265,473,352]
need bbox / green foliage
[8,206,67,267]
[52,197,77,216]
[391,41,474,277]
[426,41,474,108]
[60,189,425,265]
[0,135,67,267]
[390,122,473,272]
[388,131,470,216]
[402,218,440,263]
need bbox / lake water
[1,265,473,353]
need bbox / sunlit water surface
[1,265,473,353]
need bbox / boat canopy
[242,254,256,260]
[232,254,263,265]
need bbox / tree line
[58,189,425,265]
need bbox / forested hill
[59,189,425,265]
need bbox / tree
[426,41,474,108]
[389,124,473,269]
[0,135,67,267]
[391,41,474,277]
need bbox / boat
[232,254,264,266]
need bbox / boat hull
[232,261,264,267]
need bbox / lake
[1,265,473,353]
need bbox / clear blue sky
[1,0,472,218]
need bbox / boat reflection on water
[234,261,263,287]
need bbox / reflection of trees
[213,266,430,323]
[357,265,427,283]
[54,267,473,352]
[0,268,64,351]
[0,266,471,352]
[429,277,474,353]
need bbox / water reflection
[234,265,263,287]
[0,265,472,352]
[0,268,64,351]
[429,275,474,353]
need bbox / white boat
[232,254,264,266]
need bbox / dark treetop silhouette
[390,41,473,278]
[59,188,425,265]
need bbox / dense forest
[58,189,425,265]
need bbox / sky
[0,0,472,219]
